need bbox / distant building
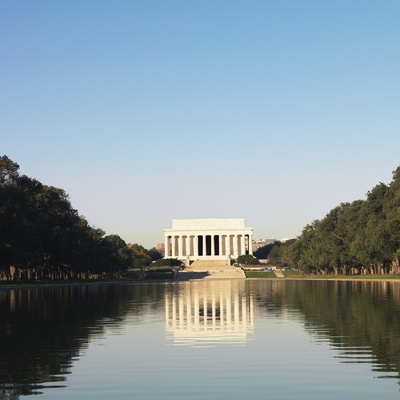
[163,218,253,261]
[279,238,294,243]
[252,239,276,252]
[156,243,165,257]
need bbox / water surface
[1,280,400,399]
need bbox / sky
[1,1,399,248]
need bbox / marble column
[241,234,246,256]
[164,235,169,257]
[249,234,253,255]
[171,236,175,257]
[233,235,238,257]
[194,235,198,257]
[179,236,183,257]
[186,236,190,257]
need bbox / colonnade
[164,233,253,259]
[163,219,254,260]
[165,281,254,345]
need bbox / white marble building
[163,218,253,260]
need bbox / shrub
[237,254,259,265]
[152,258,182,267]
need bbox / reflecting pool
[1,280,400,399]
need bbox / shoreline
[0,279,140,291]
[245,277,400,282]
[2,275,400,290]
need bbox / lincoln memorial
[163,218,253,261]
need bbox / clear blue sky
[1,1,399,248]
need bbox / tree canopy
[0,155,156,280]
[268,167,400,275]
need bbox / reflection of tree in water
[3,280,400,398]
[252,280,400,381]
[0,283,166,399]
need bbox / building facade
[163,218,253,260]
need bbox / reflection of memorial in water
[165,281,254,346]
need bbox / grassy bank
[3,270,400,288]
[0,274,144,288]
[0,268,179,288]
[244,270,400,280]
[144,268,175,280]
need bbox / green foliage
[253,242,277,259]
[237,254,259,265]
[146,247,163,261]
[128,243,152,269]
[0,155,19,185]
[244,271,276,278]
[100,234,132,273]
[145,269,175,280]
[0,155,155,280]
[152,258,182,267]
[270,166,400,275]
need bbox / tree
[0,155,146,280]
[128,244,152,269]
[100,235,132,274]
[146,247,163,261]
[268,166,400,276]
[0,155,19,185]
[254,242,277,259]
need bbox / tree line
[0,155,161,281]
[268,166,400,275]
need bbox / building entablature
[163,218,253,260]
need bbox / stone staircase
[176,259,245,281]
[189,259,230,269]
[274,268,285,278]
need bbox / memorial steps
[189,259,230,269]
[176,259,245,281]
[274,268,285,278]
